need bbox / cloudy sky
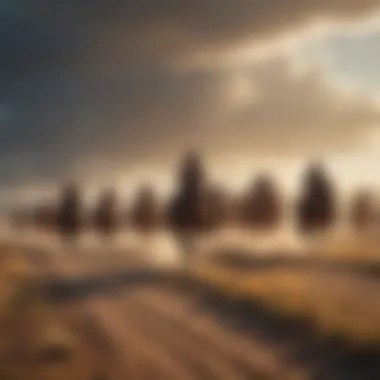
[1,0,380,206]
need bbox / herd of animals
[8,152,379,255]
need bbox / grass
[0,255,37,312]
[191,230,380,348]
[0,253,76,380]
[317,231,380,261]
[1,233,380,378]
[189,263,380,348]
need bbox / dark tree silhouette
[55,182,83,241]
[92,188,119,238]
[9,207,32,230]
[297,162,336,233]
[241,174,283,230]
[34,203,56,231]
[129,185,160,234]
[349,190,376,231]
[167,151,210,261]
[226,194,244,227]
[205,185,231,229]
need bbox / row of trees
[9,152,378,240]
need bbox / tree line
[9,152,378,241]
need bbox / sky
[1,1,380,207]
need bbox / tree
[241,174,283,230]
[297,162,336,233]
[204,185,231,230]
[349,190,376,231]
[9,207,32,230]
[92,188,119,238]
[55,182,82,241]
[226,194,244,227]
[34,203,56,231]
[167,151,210,261]
[129,185,160,233]
[178,150,206,192]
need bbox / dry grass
[1,233,380,379]
[190,262,380,347]
[0,254,36,312]
[316,230,380,261]
[0,252,76,380]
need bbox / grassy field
[0,252,78,380]
[189,231,380,351]
[190,265,380,346]
[0,249,308,380]
[1,234,380,380]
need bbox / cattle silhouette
[129,185,161,234]
[167,151,211,261]
[297,162,336,233]
[93,188,119,238]
[55,183,83,241]
[349,190,376,231]
[241,174,283,230]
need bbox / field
[1,229,380,380]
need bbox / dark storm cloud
[0,66,226,179]
[0,2,77,94]
[1,0,379,81]
[0,0,380,189]
[34,0,380,63]
[4,56,377,186]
